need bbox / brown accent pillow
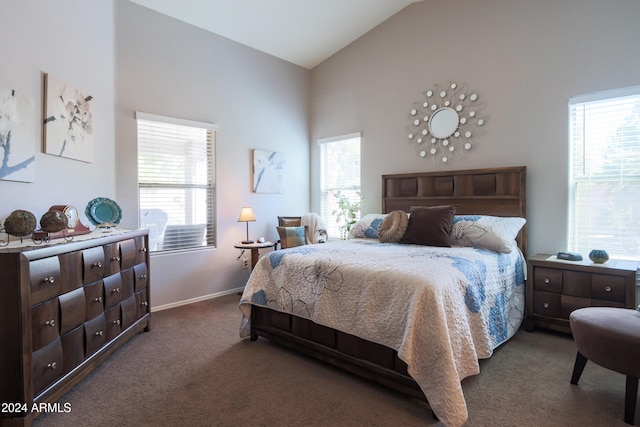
[399,205,457,247]
[278,216,301,227]
[378,210,409,243]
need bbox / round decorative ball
[589,249,609,264]
[4,210,37,237]
[40,210,68,233]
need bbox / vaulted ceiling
[128,0,422,69]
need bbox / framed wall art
[252,149,284,193]
[43,73,94,163]
[0,87,36,183]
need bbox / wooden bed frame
[249,166,527,403]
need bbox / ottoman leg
[571,352,588,385]
[625,375,638,425]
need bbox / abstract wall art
[43,73,94,163]
[252,149,285,193]
[0,87,36,182]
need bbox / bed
[239,166,527,427]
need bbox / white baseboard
[151,287,244,312]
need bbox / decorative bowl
[589,249,609,264]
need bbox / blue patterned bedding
[239,238,525,426]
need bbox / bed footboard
[250,305,427,401]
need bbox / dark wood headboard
[382,166,527,255]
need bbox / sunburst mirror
[407,82,486,163]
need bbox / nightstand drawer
[533,291,561,317]
[561,294,591,319]
[562,271,592,298]
[592,274,626,303]
[534,267,563,293]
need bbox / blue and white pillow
[348,214,387,239]
[450,215,526,253]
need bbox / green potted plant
[332,190,362,239]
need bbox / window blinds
[320,134,361,238]
[136,113,216,252]
[568,87,640,260]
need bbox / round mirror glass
[428,107,459,139]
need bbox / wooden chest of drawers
[525,253,637,334]
[0,230,150,427]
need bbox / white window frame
[319,132,362,239]
[568,86,640,261]
[136,112,217,253]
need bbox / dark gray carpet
[33,294,632,426]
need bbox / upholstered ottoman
[570,307,640,425]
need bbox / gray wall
[310,0,640,256]
[115,1,310,307]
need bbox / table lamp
[237,207,256,244]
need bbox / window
[319,133,361,238]
[136,112,216,252]
[568,86,640,261]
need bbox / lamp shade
[237,207,256,222]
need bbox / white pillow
[450,215,526,253]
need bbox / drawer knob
[43,276,55,284]
[605,286,612,292]
[113,320,121,326]
[139,274,147,280]
[111,287,121,294]
[543,302,549,309]
[94,330,104,337]
[94,296,103,302]
[47,362,57,370]
[45,319,56,327]
[111,256,121,262]
[141,301,148,307]
[139,247,147,253]
[544,278,550,284]
[93,261,103,268]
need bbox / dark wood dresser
[525,253,637,334]
[0,229,150,427]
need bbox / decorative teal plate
[85,197,122,226]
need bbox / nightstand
[234,241,277,269]
[525,253,637,334]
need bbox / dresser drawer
[534,267,563,293]
[120,239,137,270]
[32,337,63,395]
[103,274,123,309]
[58,251,83,294]
[103,242,122,276]
[84,280,105,320]
[592,274,626,303]
[134,263,149,292]
[533,291,561,318]
[121,295,137,329]
[31,298,60,351]
[30,257,61,305]
[104,305,122,341]
[84,313,107,357]
[120,268,135,299]
[135,290,149,320]
[59,287,86,334]
[83,246,106,284]
[61,325,84,374]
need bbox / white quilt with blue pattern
[239,239,525,427]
